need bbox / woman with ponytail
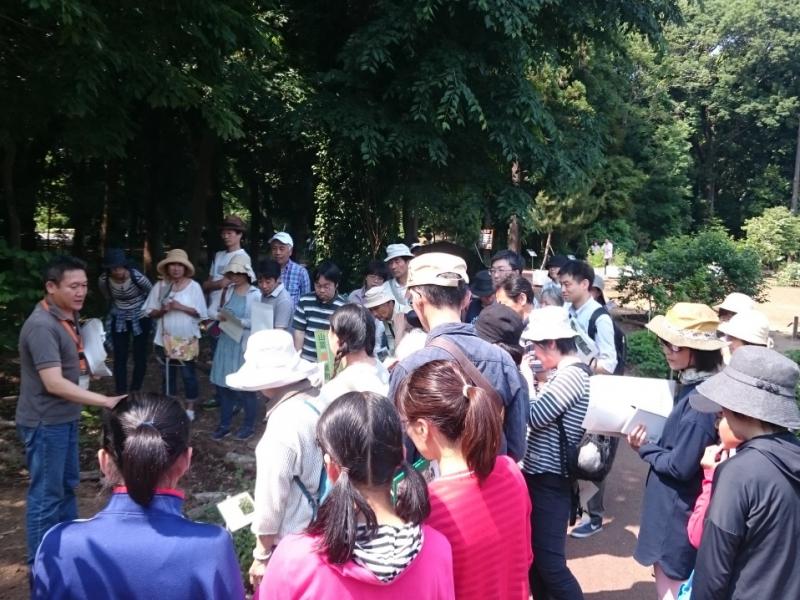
[260,392,454,599]
[32,393,244,599]
[397,360,532,600]
[319,303,390,402]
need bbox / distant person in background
[98,249,153,394]
[717,309,772,353]
[543,255,568,296]
[32,393,245,599]
[384,243,415,308]
[364,283,408,360]
[539,287,564,307]
[591,241,600,255]
[714,292,755,323]
[464,270,495,324]
[269,232,311,309]
[496,274,535,324]
[489,250,524,289]
[203,215,249,313]
[602,239,613,275]
[348,259,389,305]
[256,259,293,331]
[293,260,347,362]
[590,274,609,309]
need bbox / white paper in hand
[81,318,112,377]
[217,492,256,532]
[583,375,675,436]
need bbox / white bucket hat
[363,282,394,309]
[384,243,414,262]
[223,253,255,283]
[226,330,317,391]
[521,306,576,342]
[716,292,755,314]
[718,309,773,347]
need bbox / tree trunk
[248,175,262,259]
[0,135,20,248]
[402,195,417,246]
[792,114,800,215]
[507,213,520,253]
[186,126,216,271]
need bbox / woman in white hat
[689,346,800,599]
[208,254,262,441]
[518,306,589,600]
[224,329,323,590]
[144,249,208,421]
[714,292,755,322]
[627,303,725,600]
[717,308,772,353]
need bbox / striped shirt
[522,358,590,477]
[292,293,347,361]
[426,456,532,600]
[352,523,422,583]
[98,269,153,335]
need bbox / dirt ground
[0,282,797,599]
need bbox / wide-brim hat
[715,292,755,314]
[470,270,494,297]
[157,249,195,278]
[718,309,772,347]
[406,252,469,288]
[223,254,256,283]
[103,248,129,269]
[646,302,725,351]
[363,282,394,309]
[226,330,318,391]
[691,346,800,429]
[220,215,247,232]
[521,306,576,342]
[384,243,415,262]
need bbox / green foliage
[743,207,800,270]
[785,350,800,405]
[626,330,670,378]
[0,242,50,350]
[775,263,800,287]
[616,226,765,314]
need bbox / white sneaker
[186,409,195,422]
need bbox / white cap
[363,283,394,309]
[521,306,576,342]
[384,243,414,262]
[406,252,469,287]
[718,309,773,347]
[268,232,294,246]
[716,292,755,314]
[226,330,317,391]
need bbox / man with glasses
[292,260,346,362]
[489,249,524,289]
[387,253,528,461]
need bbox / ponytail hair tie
[462,384,471,398]
[139,420,156,428]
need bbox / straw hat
[716,292,755,315]
[363,282,394,309]
[157,249,195,278]
[406,252,469,287]
[226,330,318,391]
[718,309,773,347]
[521,306,576,342]
[223,253,255,283]
[384,243,415,262]
[645,302,726,351]
[691,346,800,429]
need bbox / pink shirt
[687,466,715,549]
[259,524,454,600]
[426,456,532,600]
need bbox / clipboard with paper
[250,301,274,332]
[218,308,244,343]
[582,375,676,442]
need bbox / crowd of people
[14,217,800,600]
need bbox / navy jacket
[389,321,528,461]
[633,382,717,580]
[33,490,245,600]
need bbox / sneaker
[185,409,195,422]
[570,520,603,539]
[235,428,254,441]
[211,428,230,441]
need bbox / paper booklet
[81,318,112,377]
[218,308,244,343]
[250,301,274,332]
[582,375,676,440]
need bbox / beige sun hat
[718,309,773,347]
[521,306,576,342]
[223,253,255,283]
[715,292,755,314]
[363,282,394,308]
[226,329,318,391]
[646,302,726,351]
[157,249,195,278]
[406,252,469,287]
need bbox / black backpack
[587,306,626,375]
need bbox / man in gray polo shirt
[16,255,124,569]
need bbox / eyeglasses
[489,267,512,274]
[658,338,682,353]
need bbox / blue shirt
[281,259,311,309]
[388,322,529,461]
[32,490,245,600]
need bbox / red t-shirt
[426,455,532,600]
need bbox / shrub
[626,330,670,378]
[742,206,800,270]
[0,241,52,351]
[775,263,800,287]
[616,226,764,314]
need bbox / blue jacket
[634,382,717,580]
[388,322,529,461]
[32,490,245,600]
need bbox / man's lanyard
[40,299,88,374]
